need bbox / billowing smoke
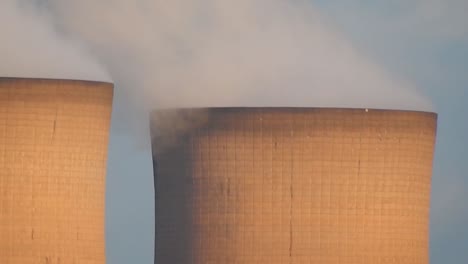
[0,0,109,82]
[1,0,433,141]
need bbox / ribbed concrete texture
[0,78,113,263]
[151,108,437,264]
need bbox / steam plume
[43,0,431,113]
[1,0,434,142]
[0,0,109,82]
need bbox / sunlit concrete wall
[151,107,437,264]
[0,78,113,263]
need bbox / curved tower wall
[151,108,437,264]
[0,78,113,263]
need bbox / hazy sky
[1,0,467,263]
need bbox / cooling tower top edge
[0,76,114,86]
[151,107,437,116]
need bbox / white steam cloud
[0,0,110,82]
[2,0,432,112]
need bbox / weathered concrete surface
[152,108,437,264]
[0,78,113,263]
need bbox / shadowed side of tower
[151,107,437,264]
[0,78,113,263]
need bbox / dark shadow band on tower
[150,107,437,264]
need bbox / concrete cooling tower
[0,78,113,263]
[151,107,437,264]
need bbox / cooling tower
[150,107,437,264]
[0,78,113,263]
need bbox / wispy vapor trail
[1,0,435,142]
[44,0,431,112]
[0,0,109,81]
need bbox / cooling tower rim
[0,76,113,86]
[151,107,437,117]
